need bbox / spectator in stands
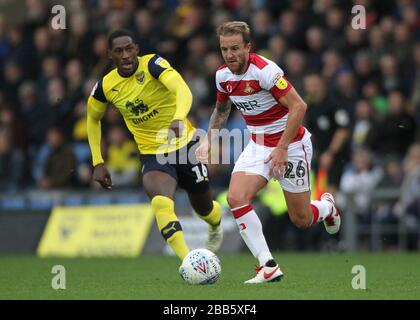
[37,55,61,100]
[36,127,76,189]
[277,10,303,50]
[393,143,420,250]
[354,50,378,89]
[343,24,367,62]
[0,107,27,152]
[366,90,417,159]
[0,13,11,65]
[65,58,84,104]
[377,156,404,191]
[351,99,375,151]
[105,126,141,188]
[2,60,23,107]
[367,25,387,68]
[333,70,359,118]
[392,23,413,73]
[71,99,92,189]
[22,0,48,33]
[324,6,346,52]
[304,73,351,193]
[17,81,49,148]
[394,143,420,218]
[7,25,37,79]
[374,154,405,236]
[45,77,73,137]
[183,67,209,116]
[305,26,326,72]
[411,43,420,128]
[379,54,405,94]
[89,33,111,78]
[265,35,287,66]
[321,50,344,91]
[361,80,388,117]
[132,8,161,55]
[33,27,51,65]
[284,50,306,95]
[250,9,273,52]
[66,12,93,60]
[339,148,382,223]
[0,122,24,192]
[185,35,209,74]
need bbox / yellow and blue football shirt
[87,54,196,166]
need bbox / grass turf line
[0,253,419,299]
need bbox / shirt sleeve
[148,54,173,79]
[158,66,192,121]
[259,62,293,100]
[91,79,107,103]
[86,81,108,166]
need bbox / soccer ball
[179,249,221,285]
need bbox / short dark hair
[108,29,137,49]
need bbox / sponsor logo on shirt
[131,109,159,125]
[125,99,149,116]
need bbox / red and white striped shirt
[216,53,305,147]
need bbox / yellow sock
[151,195,189,261]
[197,201,222,228]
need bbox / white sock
[310,200,333,224]
[231,204,273,266]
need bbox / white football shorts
[232,129,313,193]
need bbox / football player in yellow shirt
[86,29,223,261]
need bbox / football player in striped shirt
[196,21,341,284]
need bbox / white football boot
[321,192,341,234]
[244,263,284,284]
[206,223,223,253]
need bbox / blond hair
[216,21,251,43]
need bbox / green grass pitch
[0,253,419,300]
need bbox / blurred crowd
[0,0,419,243]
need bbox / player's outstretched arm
[86,96,113,190]
[196,100,232,163]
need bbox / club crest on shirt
[136,71,145,84]
[227,85,233,93]
[244,81,254,94]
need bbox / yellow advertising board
[37,204,154,257]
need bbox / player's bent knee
[227,192,249,209]
[290,215,311,229]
